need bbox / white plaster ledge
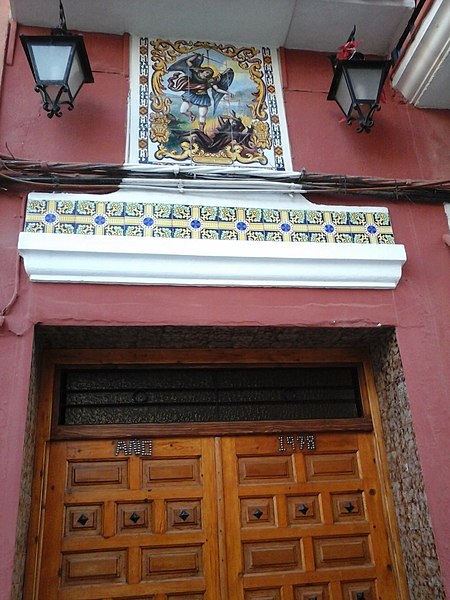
[18,233,406,289]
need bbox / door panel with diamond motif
[222,433,399,600]
[39,437,221,600]
[38,433,399,599]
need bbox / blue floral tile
[322,222,336,235]
[245,208,263,222]
[218,207,236,221]
[153,227,172,238]
[365,224,379,236]
[306,211,324,224]
[106,202,125,217]
[234,220,250,234]
[76,224,95,235]
[331,211,348,224]
[188,218,203,232]
[125,203,145,217]
[279,222,293,234]
[220,230,239,240]
[288,210,306,224]
[200,206,218,220]
[56,200,76,214]
[54,223,75,234]
[173,204,191,219]
[76,201,96,215]
[125,225,144,236]
[173,228,192,238]
[28,199,47,213]
[43,211,59,226]
[141,216,156,229]
[262,209,280,223]
[92,213,108,227]
[153,204,172,218]
[201,229,220,240]
[349,212,366,225]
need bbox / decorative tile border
[24,197,395,245]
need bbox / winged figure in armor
[167,52,234,131]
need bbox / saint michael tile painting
[129,38,291,170]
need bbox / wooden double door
[37,432,399,600]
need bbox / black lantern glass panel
[20,29,93,118]
[328,59,391,133]
[328,55,391,133]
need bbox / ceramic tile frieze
[129,38,291,169]
[24,197,396,245]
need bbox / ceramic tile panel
[129,38,291,169]
[24,197,395,245]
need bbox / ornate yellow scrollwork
[150,113,171,143]
[251,121,271,149]
[146,39,273,165]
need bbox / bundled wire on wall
[0,156,449,203]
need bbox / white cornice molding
[392,0,450,107]
[18,233,406,288]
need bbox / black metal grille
[59,366,363,425]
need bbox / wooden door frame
[23,347,409,599]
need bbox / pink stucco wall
[0,32,449,598]
[282,49,450,181]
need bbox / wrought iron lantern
[327,28,391,133]
[20,1,94,118]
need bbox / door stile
[360,359,410,599]
[200,436,224,600]
[220,436,246,600]
[357,433,401,594]
[214,437,231,600]
[24,354,57,600]
[38,441,68,598]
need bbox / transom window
[59,365,362,425]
